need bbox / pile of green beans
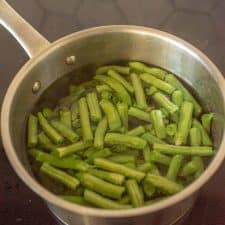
[27,61,214,209]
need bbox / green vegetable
[128,107,151,122]
[96,84,112,93]
[86,148,111,163]
[189,127,201,146]
[108,155,136,164]
[142,132,166,145]
[94,117,108,149]
[149,151,171,166]
[38,132,56,151]
[201,113,213,134]
[27,114,38,147]
[127,126,145,136]
[150,110,166,139]
[166,155,183,181]
[172,90,183,107]
[59,110,72,129]
[117,102,128,132]
[131,73,147,109]
[166,123,177,136]
[43,108,54,119]
[96,65,130,75]
[143,179,156,197]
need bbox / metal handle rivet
[32,81,41,93]
[65,55,76,65]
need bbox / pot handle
[0,0,50,58]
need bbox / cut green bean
[77,172,125,199]
[149,151,171,166]
[59,195,89,206]
[119,195,131,204]
[153,143,213,156]
[123,162,136,168]
[180,160,198,177]
[143,179,156,197]
[143,146,151,162]
[101,91,112,100]
[108,70,134,93]
[160,108,169,118]
[86,92,102,122]
[129,62,166,80]
[30,149,89,171]
[94,158,145,182]
[137,162,154,173]
[194,156,204,178]
[142,132,166,145]
[96,65,130,75]
[27,114,38,147]
[59,110,72,129]
[126,179,144,207]
[84,189,132,209]
[166,155,183,181]
[94,117,108,149]
[40,163,80,190]
[201,113,213,134]
[145,86,158,96]
[96,84,112,93]
[192,119,212,146]
[128,107,151,122]
[172,90,183,107]
[117,102,128,132]
[127,126,145,136]
[54,141,92,157]
[94,75,132,105]
[108,155,136,164]
[88,168,125,185]
[166,123,177,136]
[131,73,147,109]
[38,132,56,151]
[175,101,193,145]
[70,102,80,128]
[78,97,93,142]
[145,174,183,195]
[189,127,201,146]
[140,73,175,94]
[152,92,178,114]
[37,112,64,144]
[165,74,202,116]
[100,99,121,131]
[105,133,147,149]
[86,148,111,163]
[150,110,166,139]
[43,108,54,119]
[51,120,79,143]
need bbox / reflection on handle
[0,0,50,58]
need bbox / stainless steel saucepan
[1,1,225,225]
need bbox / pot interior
[6,27,225,192]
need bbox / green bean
[94,75,132,105]
[43,108,54,119]
[144,124,153,132]
[201,113,213,134]
[51,120,79,143]
[101,91,112,100]
[84,189,132,209]
[105,133,147,149]
[69,85,85,96]
[96,65,130,75]
[150,110,166,139]
[166,155,184,181]
[30,149,89,171]
[88,168,125,185]
[143,146,151,162]
[140,73,175,94]
[131,73,147,110]
[194,156,204,178]
[94,158,145,182]
[108,70,134,93]
[108,155,136,164]
[59,110,72,129]
[37,112,64,144]
[100,99,121,131]
[96,84,112,93]
[94,117,108,149]
[165,74,202,116]
[86,148,111,163]
[77,173,125,199]
[70,102,80,128]
[189,127,201,146]
[27,114,38,147]
[40,163,80,190]
[137,162,154,173]
[153,143,213,156]
[126,179,144,207]
[123,162,136,168]
[160,108,169,118]
[143,179,156,198]
[38,132,56,151]
[170,112,179,123]
[117,102,128,132]
[59,195,89,206]
[78,97,93,142]
[152,92,178,114]
[127,126,145,136]
[149,151,171,166]
[54,141,92,157]
[145,174,183,194]
[129,62,166,80]
[142,132,166,145]
[180,160,198,177]
[86,92,102,122]
[145,86,158,96]
[172,90,183,107]
[175,101,193,145]
[192,119,212,146]
[119,195,131,204]
[166,123,177,136]
[128,107,151,122]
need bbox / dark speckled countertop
[1,0,225,224]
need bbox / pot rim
[2,25,225,218]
